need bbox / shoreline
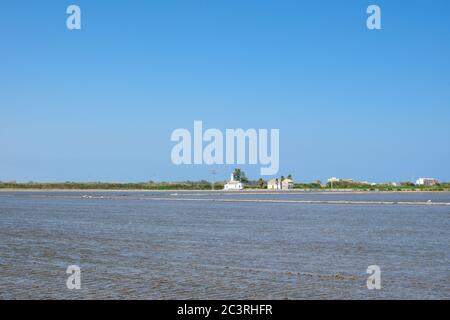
[1,188,450,194]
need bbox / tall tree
[233,168,249,183]
[257,178,265,189]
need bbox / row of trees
[0,181,223,190]
[2,169,449,191]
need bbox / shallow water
[0,191,449,299]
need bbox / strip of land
[2,191,448,205]
[80,195,450,206]
[1,182,449,192]
[1,188,450,194]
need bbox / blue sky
[1,0,449,183]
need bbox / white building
[224,173,244,190]
[327,177,354,184]
[415,178,439,186]
[282,178,294,190]
[267,179,281,190]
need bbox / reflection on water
[0,191,449,299]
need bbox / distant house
[224,174,244,190]
[282,178,294,190]
[327,177,354,184]
[267,179,281,190]
[267,178,294,190]
[415,178,439,186]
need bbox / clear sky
[1,0,449,183]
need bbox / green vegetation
[0,181,223,191]
[0,179,448,192]
[257,178,266,189]
[232,168,249,183]
[294,182,323,189]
